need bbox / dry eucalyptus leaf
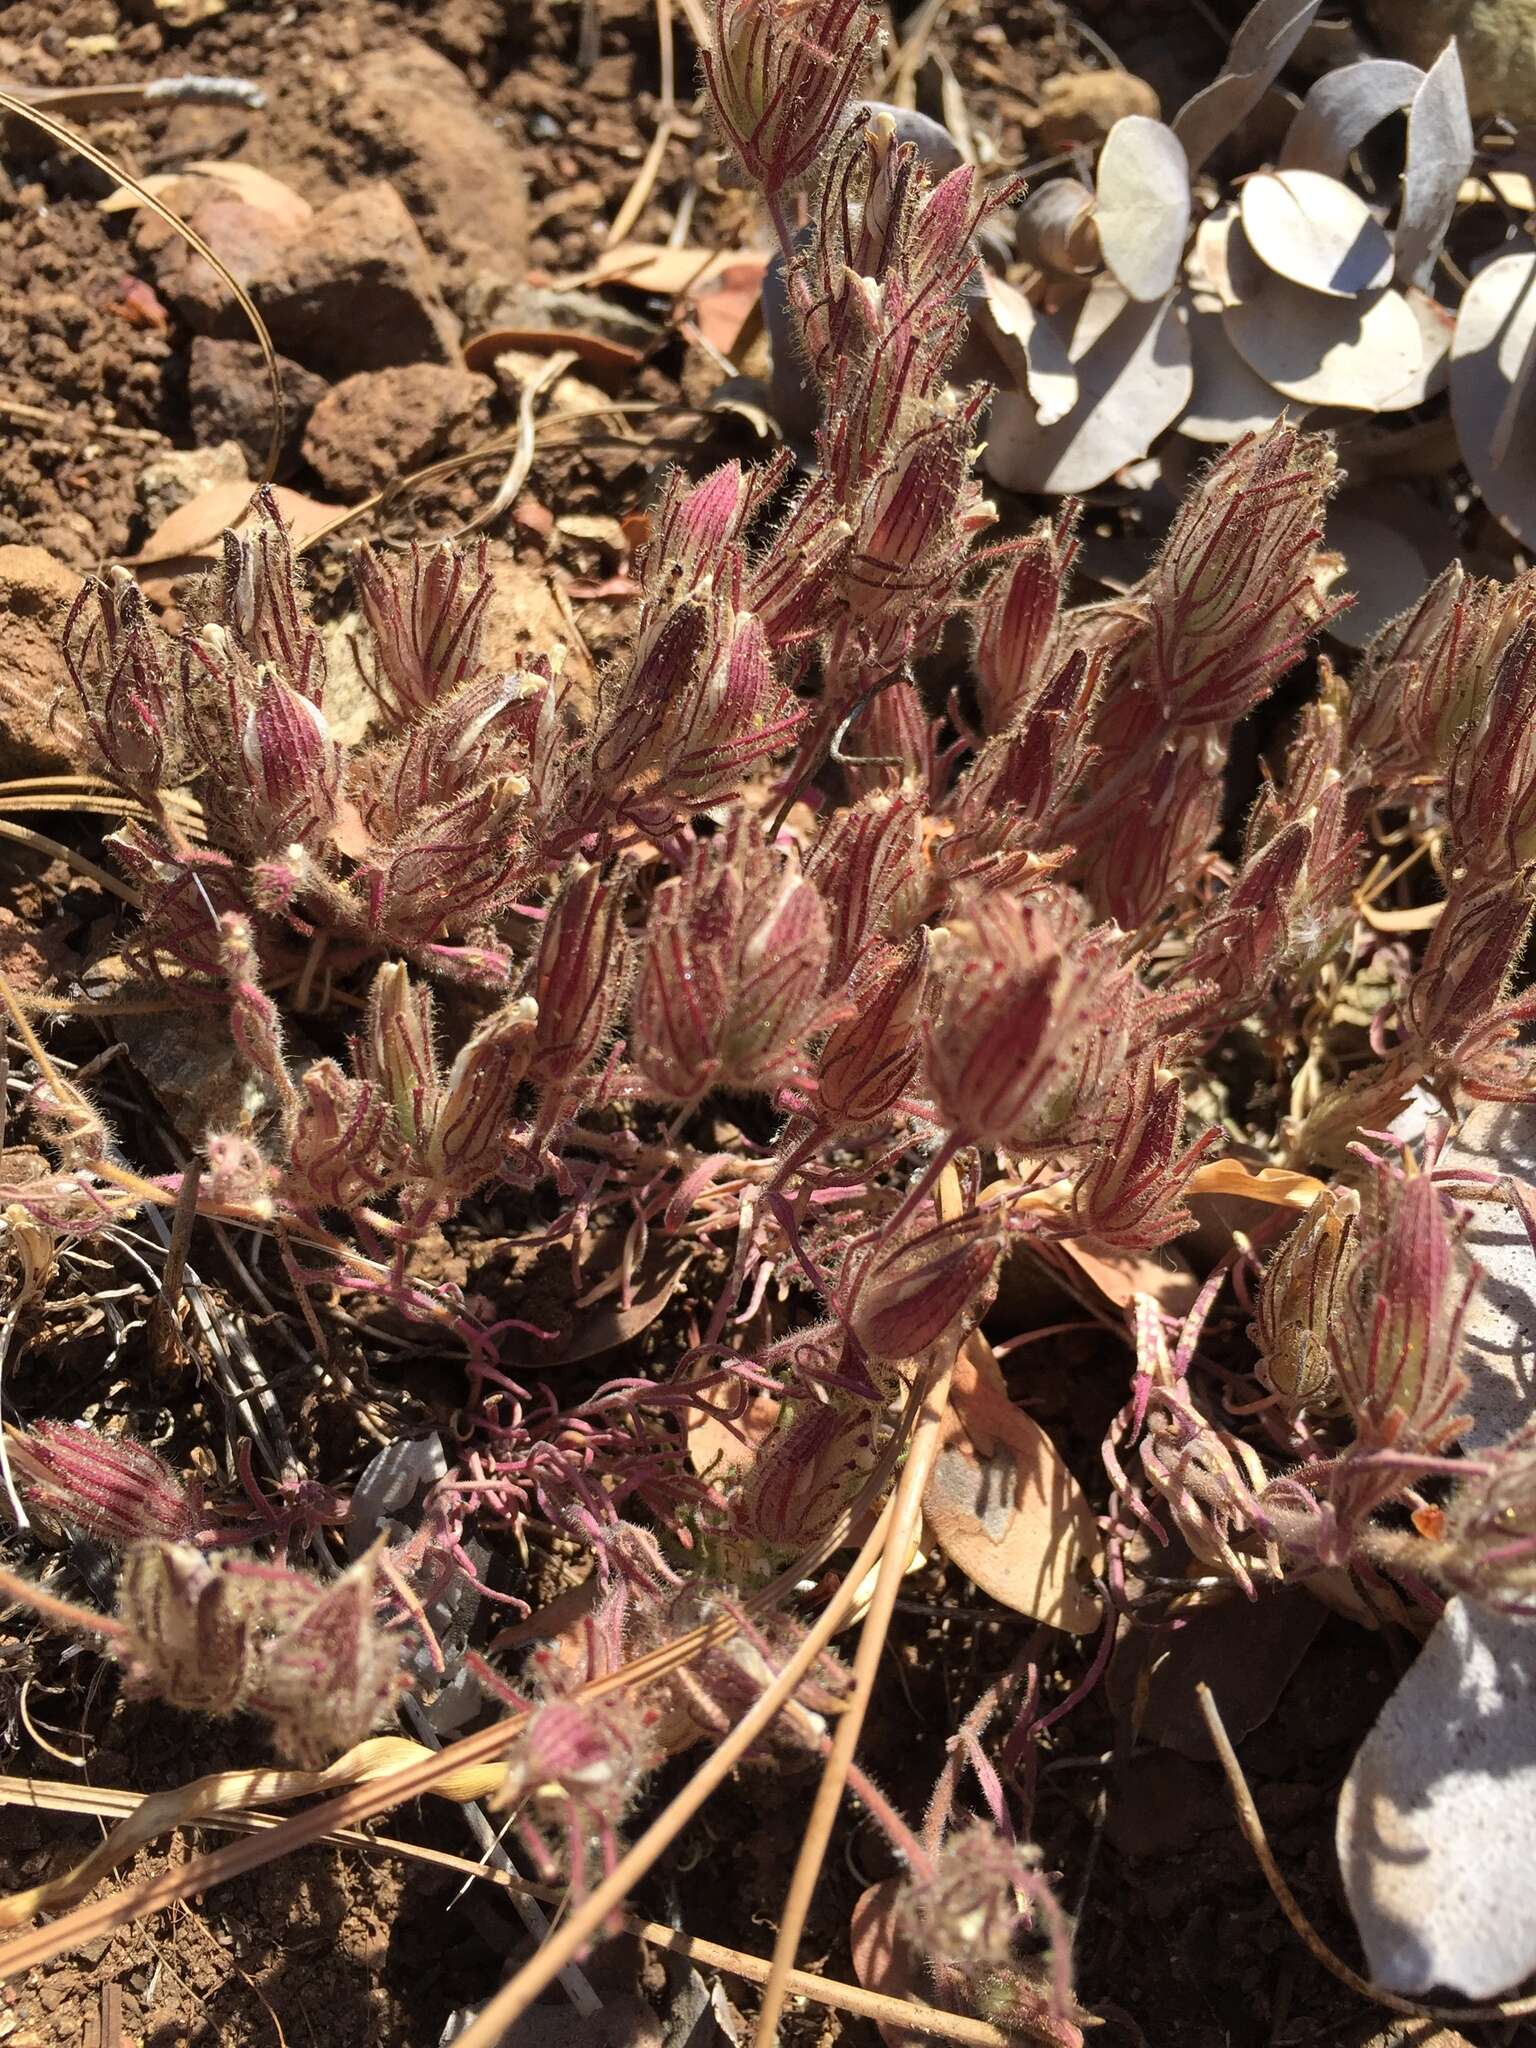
[1240,168,1393,297]
[1458,167,1536,211]
[1014,178,1100,279]
[1396,40,1475,288]
[1188,204,1265,308]
[100,160,313,239]
[1450,248,1536,546]
[979,272,1078,426]
[1434,1101,1536,1448]
[1374,284,1455,411]
[922,1335,1102,1633]
[347,1434,448,1552]
[1338,1597,1536,1998]
[1094,116,1192,303]
[131,482,336,568]
[1172,0,1324,174]
[1224,273,1422,407]
[1180,293,1308,441]
[983,281,1191,495]
[1280,58,1424,174]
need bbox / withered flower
[1251,1184,1360,1414]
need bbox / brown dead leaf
[1050,1234,1200,1317]
[572,242,751,294]
[923,1334,1102,1633]
[100,159,312,239]
[463,327,645,379]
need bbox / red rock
[345,40,531,290]
[302,361,492,496]
[130,174,311,334]
[188,336,329,480]
[0,546,84,776]
[253,183,461,377]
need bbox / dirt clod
[0,543,83,775]
[346,38,533,292]
[188,335,330,479]
[253,182,462,377]
[302,360,493,498]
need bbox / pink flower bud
[62,572,178,793]
[1334,1168,1474,1458]
[360,962,441,1149]
[1067,1058,1218,1251]
[1173,818,1311,1019]
[1140,423,1339,728]
[356,536,493,722]
[362,670,544,838]
[846,413,975,623]
[636,457,787,633]
[239,669,342,851]
[1404,874,1535,1078]
[850,1205,1000,1359]
[815,937,927,1129]
[13,1423,201,1548]
[944,646,1101,869]
[1349,563,1536,781]
[1071,734,1224,931]
[839,680,939,805]
[924,888,1131,1156]
[365,776,529,943]
[422,994,538,1194]
[804,790,922,982]
[217,488,325,702]
[702,0,879,197]
[1448,615,1536,880]
[589,598,800,822]
[632,814,830,1099]
[973,510,1079,735]
[528,863,632,1096]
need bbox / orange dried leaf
[1186,1158,1325,1209]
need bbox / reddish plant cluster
[7,0,1536,2021]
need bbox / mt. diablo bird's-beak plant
[7,0,1536,2031]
